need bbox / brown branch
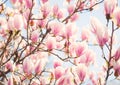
[105,21,114,84]
[0,31,12,66]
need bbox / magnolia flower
[23,58,34,75]
[70,13,79,22]
[113,7,120,27]
[13,14,23,30]
[75,42,87,57]
[80,49,95,66]
[114,47,120,61]
[53,60,62,68]
[41,0,48,4]
[67,5,75,14]
[81,28,91,41]
[104,0,117,19]
[31,31,39,42]
[25,0,32,8]
[38,19,47,28]
[8,76,13,85]
[54,66,65,80]
[57,9,64,19]
[53,5,59,17]
[5,61,14,72]
[76,64,87,81]
[34,60,44,75]
[50,22,62,36]
[113,60,120,76]
[10,0,17,4]
[56,69,74,85]
[90,17,109,46]
[46,37,56,51]
[41,4,51,18]
[63,23,77,38]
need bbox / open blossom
[70,13,79,22]
[38,19,47,28]
[67,5,75,14]
[23,58,34,75]
[46,37,56,51]
[13,14,23,30]
[113,7,120,27]
[53,5,59,16]
[25,0,32,8]
[5,61,14,72]
[8,76,13,85]
[56,69,74,85]
[81,28,91,41]
[80,49,95,65]
[90,17,109,46]
[41,4,51,18]
[57,9,64,19]
[10,0,17,4]
[53,60,62,68]
[75,42,87,57]
[31,31,39,42]
[41,0,48,4]
[63,23,77,38]
[104,0,117,19]
[76,64,87,81]
[34,60,44,74]
[114,47,120,61]
[54,66,65,80]
[50,22,62,36]
[114,60,120,76]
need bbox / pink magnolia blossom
[5,61,14,72]
[52,4,64,19]
[113,7,120,27]
[50,22,62,36]
[53,60,62,68]
[80,49,95,65]
[41,0,48,4]
[31,31,39,42]
[114,47,120,61]
[53,5,59,17]
[23,58,34,75]
[113,60,120,76]
[66,0,71,3]
[67,5,75,14]
[75,42,87,57]
[13,14,23,30]
[57,9,64,19]
[104,0,117,18]
[38,19,47,28]
[41,4,51,18]
[10,0,17,4]
[63,23,77,38]
[70,13,79,22]
[54,66,65,80]
[46,37,56,51]
[8,17,14,30]
[34,60,44,74]
[90,17,109,46]
[56,69,74,85]
[76,64,87,81]
[25,0,32,8]
[81,28,91,41]
[8,76,13,85]
[23,9,30,20]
